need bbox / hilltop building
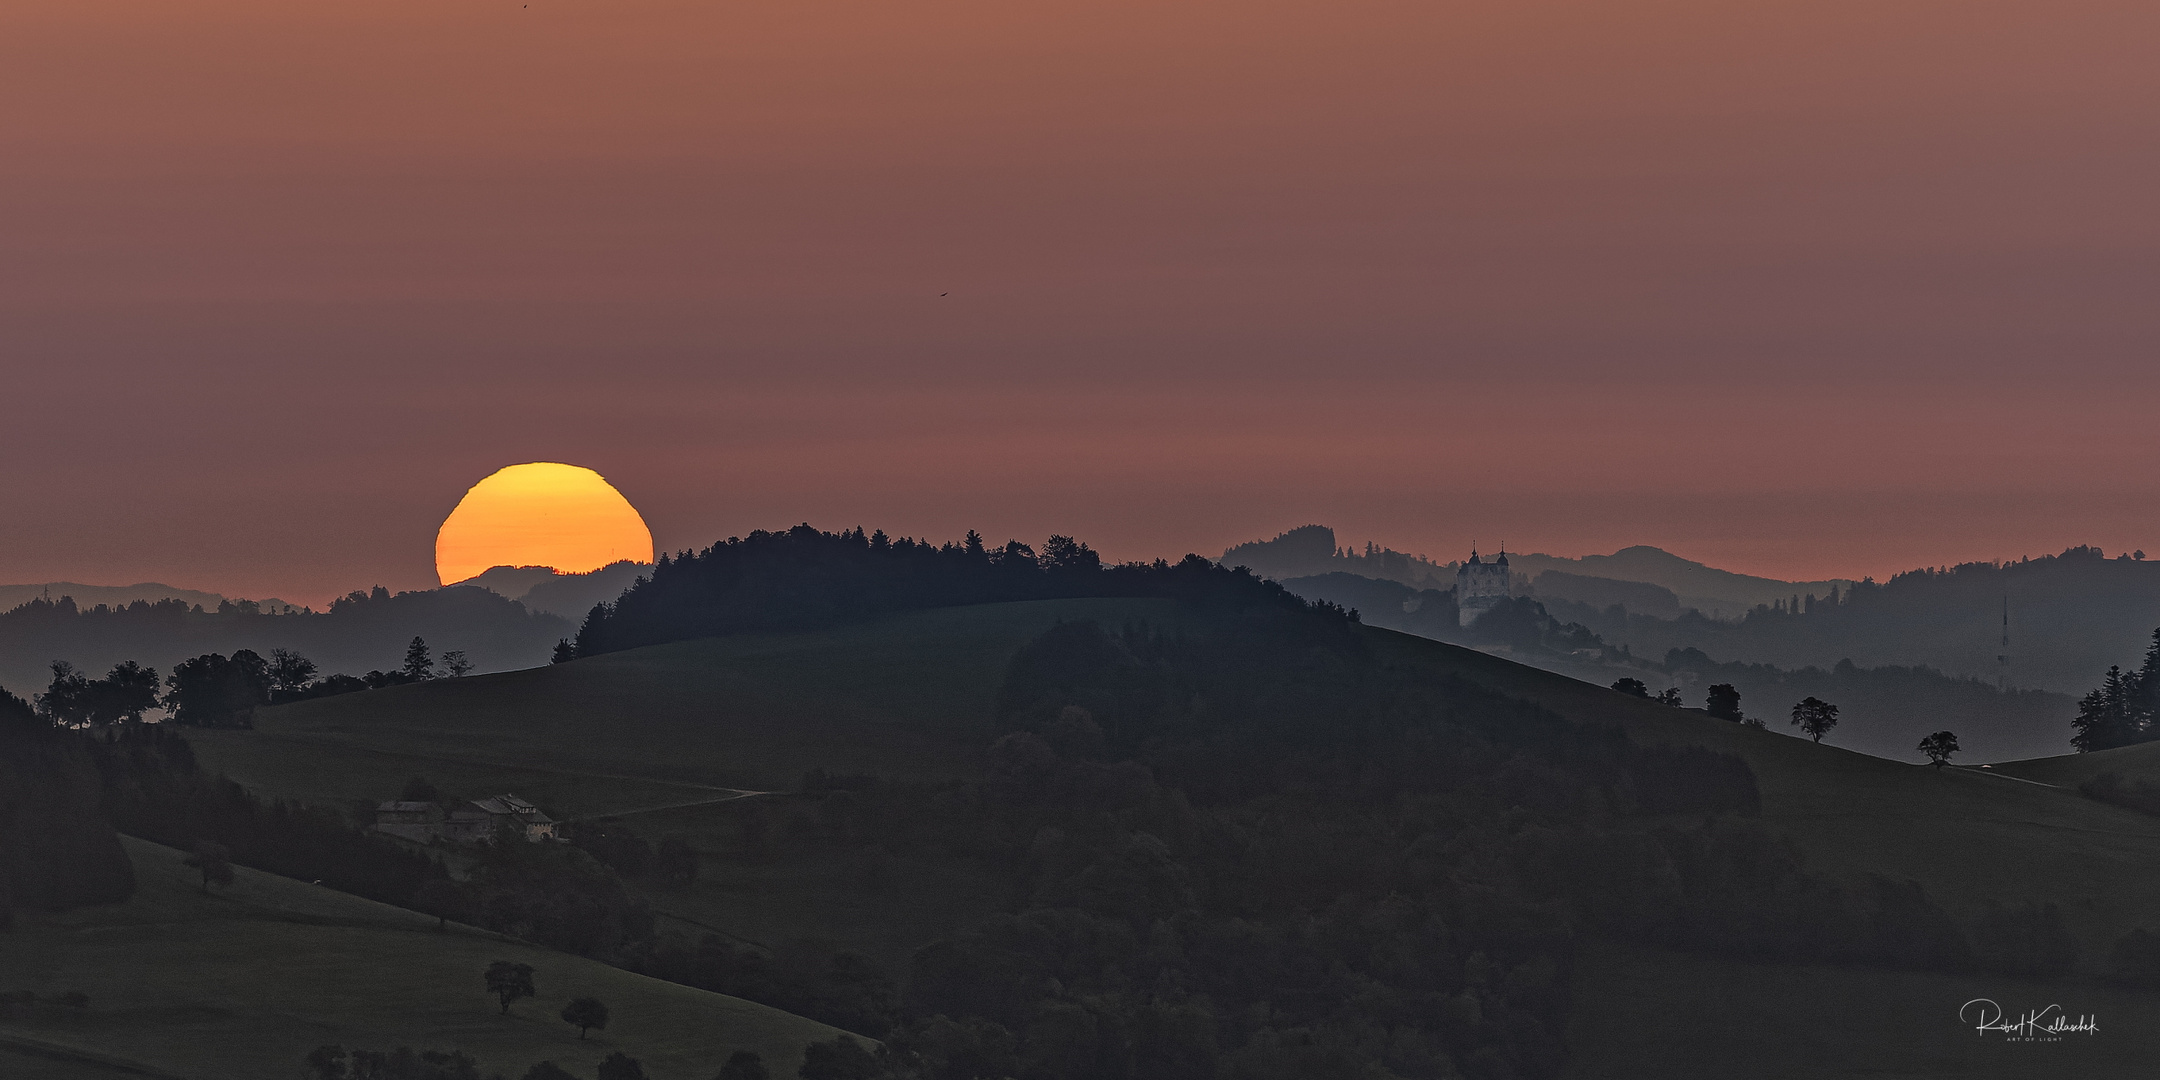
[372,793,558,844]
[1456,548,1511,627]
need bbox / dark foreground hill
[178,535,2160,1079]
[0,836,843,1079]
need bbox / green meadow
[0,839,844,1080]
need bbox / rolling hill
[0,837,845,1080]
[182,595,2160,1076]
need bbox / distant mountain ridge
[1277,570,2076,762]
[453,561,650,619]
[0,587,570,696]
[0,582,297,615]
[1222,525,1850,616]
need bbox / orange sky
[4,0,2159,602]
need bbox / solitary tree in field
[1610,677,1649,698]
[484,960,536,1014]
[184,840,234,893]
[1918,730,1961,768]
[403,637,437,681]
[596,1052,647,1080]
[561,996,608,1039]
[1705,684,1744,723]
[714,1050,770,1080]
[1791,697,1840,743]
[442,650,474,678]
[412,879,469,930]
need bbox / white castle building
[1456,548,1511,627]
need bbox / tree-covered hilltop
[570,525,1343,658]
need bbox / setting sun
[435,463,654,585]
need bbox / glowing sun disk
[435,463,654,585]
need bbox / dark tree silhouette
[551,639,577,665]
[183,840,234,893]
[402,637,437,681]
[714,1050,770,1080]
[413,879,470,930]
[267,649,319,694]
[164,651,272,727]
[560,997,608,1039]
[1918,730,1960,768]
[36,662,92,727]
[2073,664,2144,752]
[522,1064,578,1080]
[442,650,474,678]
[1655,686,1684,706]
[596,1052,646,1080]
[798,1036,879,1080]
[1705,683,1743,722]
[1791,696,1840,742]
[93,661,163,724]
[484,960,536,1014]
[1610,677,1649,698]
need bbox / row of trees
[2071,628,2160,751]
[1612,677,1964,765]
[1610,677,1852,743]
[29,638,471,728]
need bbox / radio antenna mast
[1998,596,2010,691]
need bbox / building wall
[1457,562,1511,627]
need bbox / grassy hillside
[176,598,2160,1075]
[207,597,1187,800]
[1365,629,2160,968]
[1564,939,2160,1078]
[1993,739,2160,789]
[0,838,844,1080]
[190,598,1187,965]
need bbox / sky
[4,0,2159,604]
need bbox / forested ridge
[571,525,1326,658]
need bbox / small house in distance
[472,794,558,842]
[371,793,558,844]
[371,801,444,844]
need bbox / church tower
[1456,547,1511,627]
